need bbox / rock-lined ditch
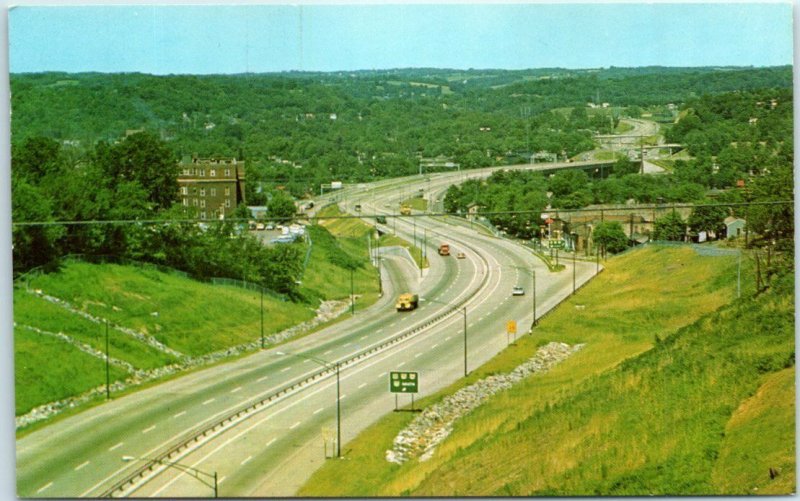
[385,341,584,464]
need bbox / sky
[8,1,795,74]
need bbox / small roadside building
[724,217,747,239]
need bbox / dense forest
[11,66,792,199]
[11,66,794,292]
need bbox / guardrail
[99,230,492,498]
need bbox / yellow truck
[399,205,412,216]
[395,293,419,311]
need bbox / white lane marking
[360,335,368,340]
[343,342,351,347]
[313,407,324,415]
[265,438,276,448]
[203,398,215,405]
[445,336,452,341]
[289,421,301,430]
[414,353,422,358]
[397,362,406,367]
[280,366,292,373]
[173,411,186,419]
[75,461,90,471]
[431,343,439,349]
[218,476,227,485]
[469,323,476,328]
[240,455,253,466]
[340,394,347,400]
[230,386,242,393]
[257,375,269,382]
[108,442,124,451]
[376,329,383,333]
[358,382,367,389]
[142,425,156,434]
[324,350,333,355]
[379,372,387,377]
[36,482,52,494]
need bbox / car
[512,286,525,296]
[457,252,466,259]
[266,223,275,230]
[256,222,265,231]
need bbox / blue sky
[7,2,796,74]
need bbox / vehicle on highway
[376,215,387,224]
[270,235,296,244]
[512,286,525,296]
[457,251,466,259]
[395,293,419,311]
[438,244,450,256]
[256,222,265,231]
[400,205,412,216]
[266,223,275,230]
[355,204,362,212]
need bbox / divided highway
[16,170,600,498]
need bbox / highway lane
[18,169,601,498]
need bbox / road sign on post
[506,320,517,334]
[389,371,419,393]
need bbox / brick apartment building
[177,157,246,219]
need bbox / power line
[11,200,793,228]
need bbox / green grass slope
[300,245,794,496]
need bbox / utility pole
[350,268,355,315]
[260,286,264,349]
[105,320,110,400]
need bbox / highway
[16,170,600,498]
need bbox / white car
[512,286,525,296]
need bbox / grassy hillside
[300,245,794,496]
[14,219,384,419]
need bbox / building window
[200,200,206,208]
[224,187,231,196]
[210,169,216,177]
[192,199,198,206]
[200,188,206,197]
[192,187,198,195]
[210,188,217,197]
[180,186,188,195]
[200,211,207,219]
[182,168,191,175]
[199,169,205,177]
[182,198,188,206]
[225,169,231,177]
[225,199,231,208]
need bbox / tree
[592,221,628,254]
[688,202,728,237]
[94,132,178,210]
[653,212,686,241]
[267,191,297,223]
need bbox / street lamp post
[276,351,342,457]
[121,456,218,498]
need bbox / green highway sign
[549,240,565,249]
[389,371,419,393]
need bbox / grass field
[299,244,793,496]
